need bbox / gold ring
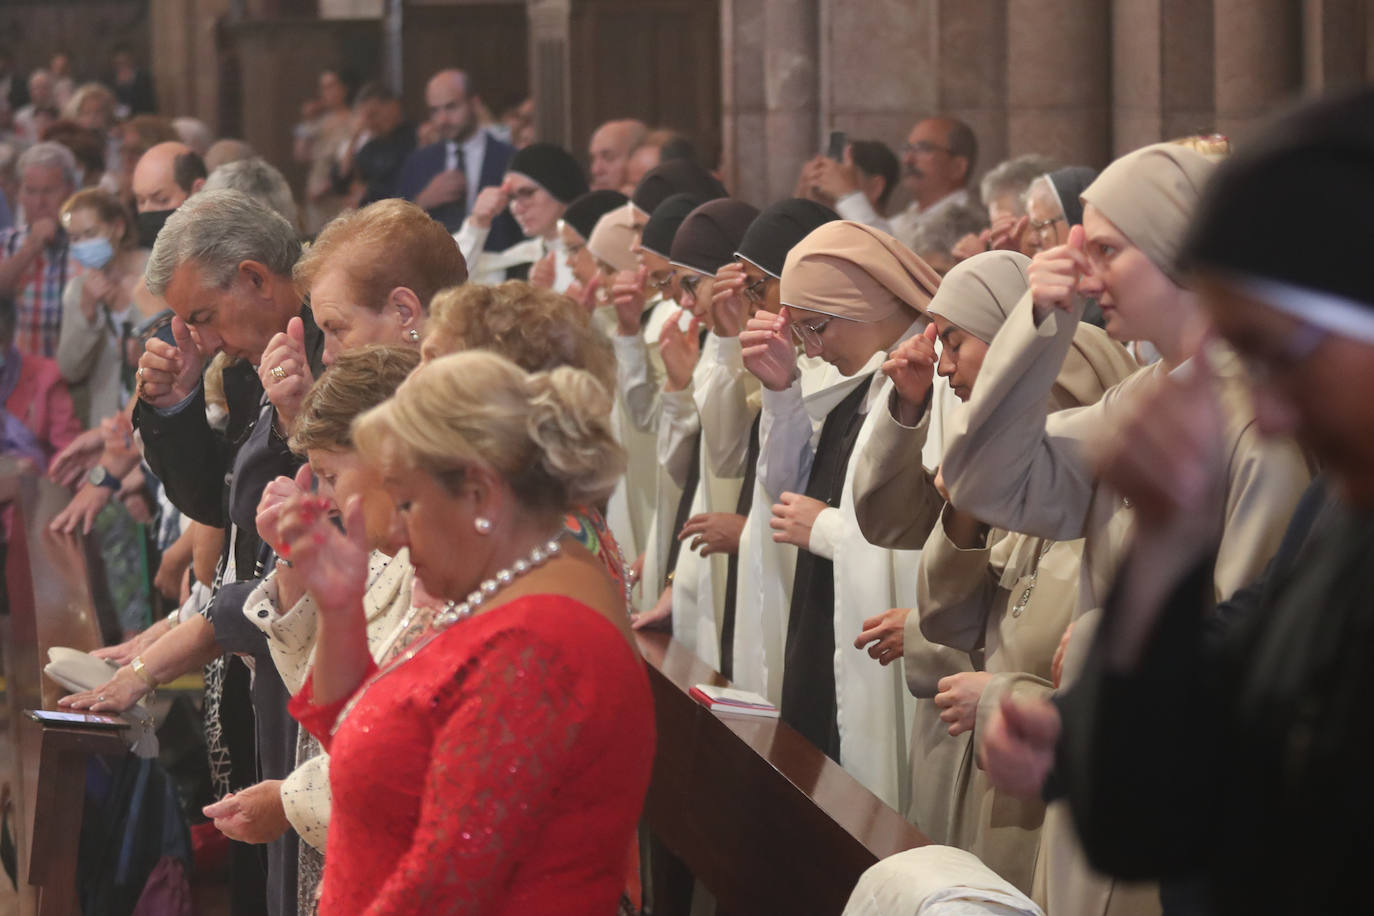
[270,365,287,381]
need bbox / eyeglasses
[901,141,952,157]
[1028,215,1066,237]
[1237,321,1330,387]
[742,274,771,305]
[648,270,675,292]
[789,314,834,349]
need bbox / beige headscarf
[926,250,1031,344]
[1079,142,1215,285]
[780,220,942,321]
[586,205,638,273]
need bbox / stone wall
[720,0,1372,206]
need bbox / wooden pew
[2,473,128,916]
[636,631,928,916]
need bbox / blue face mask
[71,236,115,270]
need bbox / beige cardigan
[244,549,417,851]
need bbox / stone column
[1213,0,1302,138]
[1112,0,1216,156]
[1303,0,1368,92]
[527,0,573,147]
[718,0,767,201]
[1006,0,1111,167]
[759,0,819,204]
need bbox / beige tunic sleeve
[851,390,945,549]
[915,510,1006,655]
[1211,388,1313,600]
[942,292,1142,542]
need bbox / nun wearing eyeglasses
[739,220,959,811]
[452,142,588,288]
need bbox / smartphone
[825,130,847,161]
[27,709,128,729]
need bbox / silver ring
[97,694,106,702]
[270,365,287,381]
[136,367,144,380]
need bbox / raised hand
[415,169,466,211]
[258,316,311,431]
[854,607,912,665]
[710,262,751,338]
[741,308,798,392]
[470,185,509,229]
[529,251,557,289]
[256,464,313,553]
[274,491,369,618]
[1028,223,1090,320]
[882,322,939,424]
[137,316,205,408]
[659,308,702,392]
[611,267,649,336]
[49,483,113,535]
[99,413,141,478]
[987,213,1030,252]
[769,491,826,548]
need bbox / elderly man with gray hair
[0,141,79,356]
[132,187,325,916]
[203,156,300,231]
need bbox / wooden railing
[636,631,928,916]
[2,473,128,916]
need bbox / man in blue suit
[394,68,521,250]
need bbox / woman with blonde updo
[422,279,615,391]
[282,351,655,915]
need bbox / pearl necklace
[332,529,567,733]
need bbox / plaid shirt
[1,225,79,358]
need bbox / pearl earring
[474,516,493,534]
[408,329,420,342]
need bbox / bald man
[131,140,207,246]
[395,67,519,248]
[587,118,647,193]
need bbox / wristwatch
[130,655,159,690]
[88,465,121,492]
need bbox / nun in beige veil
[751,220,965,812]
[902,251,1139,898]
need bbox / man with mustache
[807,117,977,252]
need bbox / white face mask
[71,235,115,270]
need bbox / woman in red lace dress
[278,350,655,915]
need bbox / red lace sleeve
[289,659,379,752]
[362,629,588,916]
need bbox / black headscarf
[631,159,727,217]
[669,199,760,276]
[560,190,628,241]
[507,142,589,203]
[736,198,839,279]
[641,193,705,259]
[1045,166,1098,227]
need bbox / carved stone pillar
[527,0,572,147]
[1112,0,1216,156]
[1213,0,1301,138]
[1006,0,1110,166]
